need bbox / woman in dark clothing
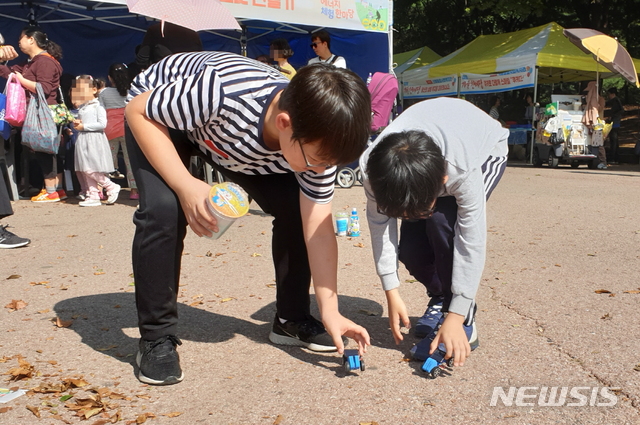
[0,26,66,202]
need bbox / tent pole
[529,65,540,164]
[240,25,247,57]
[387,0,393,73]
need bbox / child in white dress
[71,75,120,207]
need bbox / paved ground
[2,162,640,425]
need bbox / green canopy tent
[393,45,441,75]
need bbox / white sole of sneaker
[135,351,184,385]
[469,322,479,351]
[0,241,30,249]
[268,331,337,352]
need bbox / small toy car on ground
[421,349,454,379]
[342,349,365,373]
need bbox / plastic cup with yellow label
[205,182,250,239]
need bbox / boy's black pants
[398,155,507,321]
[126,125,311,341]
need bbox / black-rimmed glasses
[298,140,332,169]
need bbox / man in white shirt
[307,30,347,68]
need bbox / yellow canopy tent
[403,22,640,88]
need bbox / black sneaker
[136,335,184,385]
[269,314,345,352]
[0,225,30,249]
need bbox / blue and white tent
[0,0,392,81]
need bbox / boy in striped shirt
[125,52,371,385]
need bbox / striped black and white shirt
[128,51,337,203]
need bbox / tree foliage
[393,0,640,58]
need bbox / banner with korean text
[402,75,458,99]
[459,66,535,94]
[222,0,391,32]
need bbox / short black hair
[270,38,294,59]
[278,63,371,166]
[311,30,331,49]
[608,87,618,95]
[366,130,446,218]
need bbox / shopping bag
[21,83,60,154]
[591,130,604,147]
[0,92,11,140]
[49,103,74,126]
[49,86,74,126]
[5,73,27,127]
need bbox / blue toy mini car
[342,349,365,373]
[421,349,454,379]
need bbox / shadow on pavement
[53,293,398,372]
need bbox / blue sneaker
[410,315,479,361]
[414,296,444,338]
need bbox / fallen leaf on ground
[29,281,49,286]
[601,313,612,320]
[594,289,611,294]
[26,405,40,418]
[6,274,21,279]
[221,297,235,303]
[353,242,365,248]
[8,356,35,381]
[189,300,203,306]
[623,289,640,294]
[274,415,284,425]
[0,406,12,413]
[634,364,640,372]
[53,317,74,328]
[5,300,28,311]
[161,412,182,418]
[251,253,262,257]
[96,345,118,352]
[94,272,106,275]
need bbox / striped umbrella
[127,0,240,32]
[563,28,639,87]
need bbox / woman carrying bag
[0,26,66,203]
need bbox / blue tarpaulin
[0,1,389,82]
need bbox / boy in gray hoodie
[360,97,508,368]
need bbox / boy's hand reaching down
[323,313,370,355]
[385,288,410,344]
[429,312,470,367]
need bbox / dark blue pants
[126,125,311,341]
[398,155,507,320]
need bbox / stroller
[336,71,399,188]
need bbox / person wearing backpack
[307,30,346,69]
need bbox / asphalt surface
[2,162,640,425]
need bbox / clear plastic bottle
[348,207,360,237]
